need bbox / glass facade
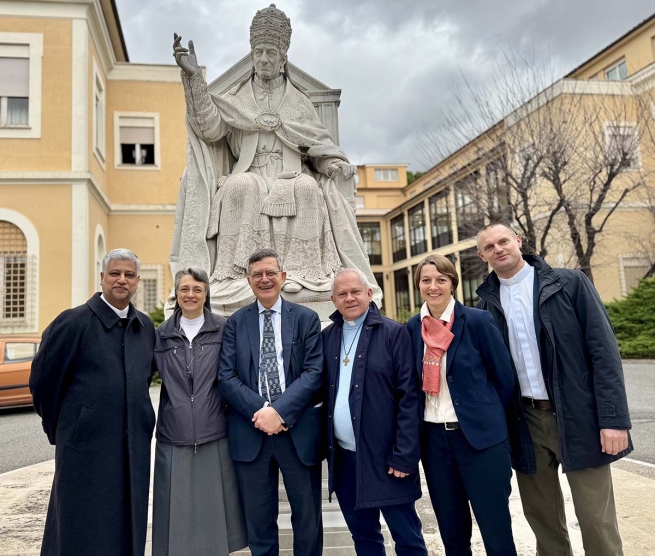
[358,222,382,265]
[429,190,452,248]
[455,171,485,241]
[408,203,427,257]
[391,215,407,262]
[459,247,488,307]
[394,268,410,318]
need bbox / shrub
[147,305,165,384]
[606,278,655,359]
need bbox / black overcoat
[477,255,633,473]
[322,303,422,510]
[29,293,156,556]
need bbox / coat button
[355,384,359,388]
[352,416,356,420]
[118,321,123,327]
[453,399,460,406]
[447,375,453,382]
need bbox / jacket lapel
[446,302,465,368]
[281,299,295,380]
[413,319,424,379]
[246,303,260,385]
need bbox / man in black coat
[322,268,427,556]
[476,223,631,556]
[30,248,156,556]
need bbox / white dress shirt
[499,262,549,400]
[257,297,286,398]
[421,297,459,423]
[100,294,129,318]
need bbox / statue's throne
[208,55,355,210]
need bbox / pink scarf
[421,310,455,396]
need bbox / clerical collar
[344,308,368,327]
[100,294,129,318]
[499,261,533,287]
[253,74,285,90]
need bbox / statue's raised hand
[173,33,200,77]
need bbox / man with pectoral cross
[321,268,427,556]
[218,248,324,556]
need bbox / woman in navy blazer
[406,255,517,556]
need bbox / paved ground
[0,406,53,475]
[621,361,655,465]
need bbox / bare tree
[418,50,655,282]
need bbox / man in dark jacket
[29,248,156,556]
[476,223,631,556]
[218,248,324,556]
[323,268,427,556]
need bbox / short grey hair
[102,248,140,274]
[174,267,210,294]
[331,268,370,296]
[248,248,283,273]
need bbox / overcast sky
[115,0,654,171]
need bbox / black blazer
[218,298,324,465]
[406,301,515,450]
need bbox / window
[408,203,427,257]
[358,222,382,265]
[619,255,651,296]
[355,196,366,209]
[0,221,27,323]
[0,56,29,127]
[605,58,628,81]
[605,123,640,171]
[114,112,160,169]
[486,161,512,222]
[390,215,407,262]
[411,264,422,310]
[373,272,384,311]
[429,190,452,248]
[135,264,164,314]
[394,268,410,318]
[455,171,484,240]
[4,342,37,363]
[93,61,106,163]
[0,33,43,138]
[374,169,398,182]
[459,248,488,307]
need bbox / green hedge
[147,305,165,384]
[606,277,655,359]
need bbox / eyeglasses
[249,271,281,282]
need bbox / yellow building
[354,14,655,320]
[0,0,185,334]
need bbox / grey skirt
[152,438,248,556]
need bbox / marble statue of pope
[169,4,381,314]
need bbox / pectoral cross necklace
[342,322,364,366]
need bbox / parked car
[0,336,41,408]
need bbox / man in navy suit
[218,248,324,556]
